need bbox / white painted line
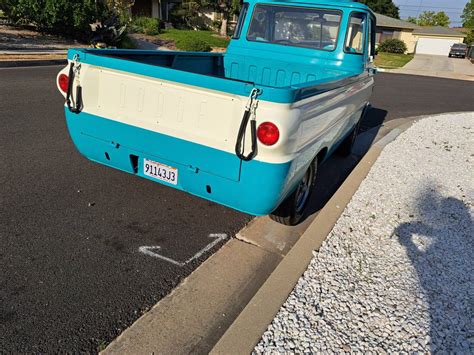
[139,233,228,267]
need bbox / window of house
[380,29,394,42]
[345,12,366,54]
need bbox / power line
[397,0,465,20]
[399,5,464,10]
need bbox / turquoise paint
[65,109,295,216]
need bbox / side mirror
[368,67,378,75]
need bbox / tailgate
[73,63,246,181]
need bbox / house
[375,13,467,55]
[131,0,180,22]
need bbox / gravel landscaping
[255,113,474,353]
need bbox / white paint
[138,233,227,266]
[416,37,460,56]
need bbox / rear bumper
[65,109,294,215]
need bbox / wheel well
[316,147,328,164]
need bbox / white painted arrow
[139,233,227,267]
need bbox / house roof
[375,13,420,30]
[413,26,467,38]
[375,13,467,38]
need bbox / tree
[461,0,474,28]
[416,11,450,27]
[465,30,474,45]
[356,0,400,19]
[205,0,241,36]
[406,16,418,24]
[461,0,474,45]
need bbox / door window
[345,12,366,54]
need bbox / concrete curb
[210,121,415,354]
[0,59,67,68]
[378,68,474,82]
[101,117,420,354]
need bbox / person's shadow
[395,188,473,353]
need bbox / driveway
[389,54,474,81]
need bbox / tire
[270,158,318,226]
[337,119,363,158]
[449,54,452,58]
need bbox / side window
[345,12,366,54]
[232,3,249,39]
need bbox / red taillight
[257,122,280,146]
[58,74,69,93]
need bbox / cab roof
[245,0,373,14]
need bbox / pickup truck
[449,43,468,59]
[57,0,376,225]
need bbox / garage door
[416,37,459,56]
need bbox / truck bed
[71,49,358,101]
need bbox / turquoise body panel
[66,109,295,215]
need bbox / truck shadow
[395,188,472,352]
[302,106,387,218]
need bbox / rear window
[452,44,467,48]
[247,5,342,51]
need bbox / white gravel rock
[255,113,474,353]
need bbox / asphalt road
[1,65,473,352]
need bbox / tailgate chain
[66,54,83,114]
[235,88,261,161]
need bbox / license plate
[143,158,178,185]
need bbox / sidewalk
[0,24,87,66]
[380,67,474,81]
[255,113,474,353]
[379,55,474,81]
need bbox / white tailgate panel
[95,68,240,151]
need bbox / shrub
[118,35,137,49]
[1,0,102,40]
[131,16,161,36]
[0,0,127,45]
[175,37,211,52]
[378,38,408,54]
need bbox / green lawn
[158,29,230,49]
[375,52,414,69]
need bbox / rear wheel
[337,120,362,157]
[270,158,318,226]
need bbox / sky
[393,0,469,27]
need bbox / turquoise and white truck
[57,0,376,225]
